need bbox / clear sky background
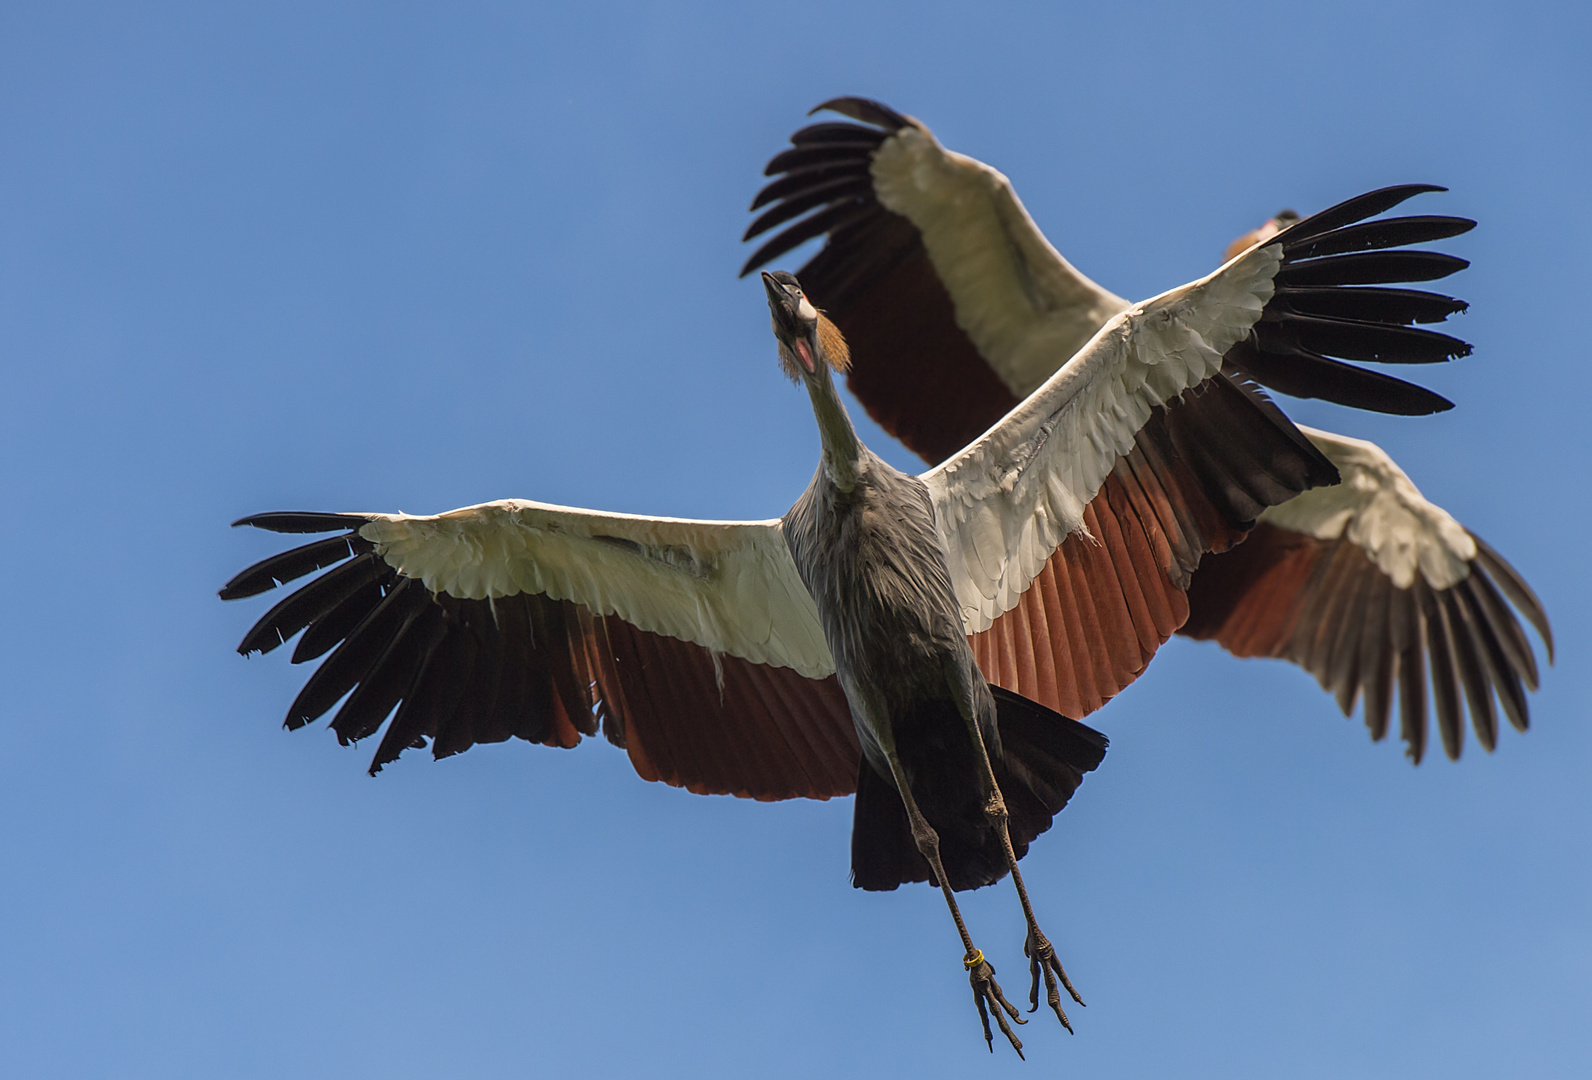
[1,2,1587,1077]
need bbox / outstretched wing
[925,233,1333,718]
[921,187,1475,720]
[741,97,1129,463]
[744,98,1470,463]
[221,502,860,798]
[1181,428,1553,763]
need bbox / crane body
[765,269,1104,1050]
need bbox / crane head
[1223,209,1302,263]
[762,270,850,382]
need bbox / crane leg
[963,727,1085,1032]
[881,752,1027,1058]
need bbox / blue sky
[1,2,1588,1077]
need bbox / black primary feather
[743,177,873,241]
[1225,341,1455,415]
[1274,250,1470,288]
[219,533,372,600]
[741,201,874,277]
[808,96,912,130]
[762,143,878,177]
[236,550,386,656]
[1471,534,1554,662]
[1270,184,1449,246]
[1271,287,1467,326]
[328,588,434,745]
[284,577,416,730]
[789,121,888,147]
[1282,215,1474,261]
[232,511,367,534]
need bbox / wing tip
[231,511,365,533]
[808,96,912,131]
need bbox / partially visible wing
[744,99,1472,465]
[221,504,860,798]
[923,187,1475,719]
[742,97,1129,463]
[1181,428,1553,762]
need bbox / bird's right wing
[1181,427,1553,762]
[921,188,1476,720]
[741,97,1130,462]
[221,502,860,799]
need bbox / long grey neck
[806,365,864,492]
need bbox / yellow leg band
[963,948,985,970]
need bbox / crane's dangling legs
[962,727,1084,1032]
[880,751,1027,1057]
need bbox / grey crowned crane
[742,97,1552,763]
[226,175,1473,1055]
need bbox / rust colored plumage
[1181,523,1322,654]
[412,592,861,798]
[1182,523,1545,762]
[816,314,851,373]
[594,612,859,799]
[969,435,1250,717]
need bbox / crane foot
[1024,928,1081,1031]
[967,951,1025,1057]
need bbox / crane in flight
[742,97,1551,762]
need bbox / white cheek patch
[797,295,817,321]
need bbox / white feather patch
[356,500,835,678]
[870,124,1131,398]
[1264,428,1476,590]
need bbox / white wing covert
[357,500,831,677]
[1262,428,1473,591]
[866,120,1130,399]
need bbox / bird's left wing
[1182,427,1553,762]
[921,228,1336,718]
[221,502,860,799]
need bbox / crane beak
[762,271,818,374]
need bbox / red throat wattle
[795,338,816,374]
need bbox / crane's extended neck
[805,364,864,492]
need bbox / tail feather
[851,762,931,891]
[850,687,1107,892]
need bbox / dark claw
[1024,929,1082,1032]
[969,956,1025,1058]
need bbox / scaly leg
[961,715,1085,1031]
[881,752,1027,1058]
